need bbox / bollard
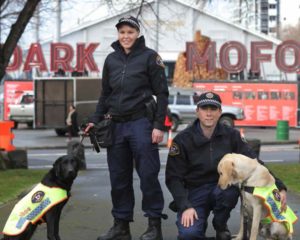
[7,149,28,169]
[247,139,261,159]
[0,121,16,151]
[276,120,289,140]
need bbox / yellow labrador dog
[217,153,297,240]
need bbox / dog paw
[232,234,243,240]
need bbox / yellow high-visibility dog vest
[2,183,68,236]
[253,184,298,234]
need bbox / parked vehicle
[168,92,245,131]
[8,91,34,128]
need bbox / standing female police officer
[85,16,168,240]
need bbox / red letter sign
[51,43,74,72]
[76,43,99,72]
[186,41,216,71]
[6,45,22,71]
[275,40,300,73]
[250,41,272,73]
[220,41,247,73]
[23,43,48,72]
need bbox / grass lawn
[0,169,47,205]
[266,163,300,194]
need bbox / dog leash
[80,134,85,144]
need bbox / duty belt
[112,109,146,123]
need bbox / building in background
[232,0,280,37]
[6,0,296,82]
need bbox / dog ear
[53,156,65,177]
[72,156,80,171]
[231,162,238,179]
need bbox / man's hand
[280,190,287,212]
[84,123,95,135]
[152,129,164,143]
[181,208,198,228]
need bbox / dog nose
[67,169,76,178]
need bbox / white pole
[55,0,61,42]
[155,0,159,52]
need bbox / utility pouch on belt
[89,116,113,152]
[145,98,157,122]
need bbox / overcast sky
[22,0,300,45]
[280,0,300,25]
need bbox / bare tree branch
[0,0,41,81]
[0,11,20,20]
[0,0,7,9]
[136,0,145,18]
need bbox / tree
[279,21,300,41]
[0,0,41,82]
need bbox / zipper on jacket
[118,62,127,113]
[209,141,213,167]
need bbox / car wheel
[55,128,67,136]
[171,115,179,132]
[219,115,234,127]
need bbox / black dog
[1,155,79,240]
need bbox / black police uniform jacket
[165,119,287,212]
[90,36,168,130]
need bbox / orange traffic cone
[167,129,173,148]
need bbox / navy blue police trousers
[107,117,164,221]
[177,183,239,239]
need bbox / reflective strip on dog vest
[253,184,298,234]
[2,183,68,236]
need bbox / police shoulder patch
[168,142,180,156]
[31,191,45,203]
[156,55,165,68]
[272,189,281,201]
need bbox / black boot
[139,218,163,240]
[97,218,131,240]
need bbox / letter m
[186,41,216,72]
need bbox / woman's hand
[152,129,164,143]
[181,208,198,228]
[84,123,95,135]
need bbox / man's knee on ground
[178,225,205,239]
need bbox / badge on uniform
[156,55,165,68]
[31,191,45,203]
[168,142,180,156]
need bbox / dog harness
[2,183,68,236]
[252,184,298,234]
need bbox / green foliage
[0,169,47,205]
[266,163,300,194]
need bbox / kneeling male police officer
[165,91,287,240]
